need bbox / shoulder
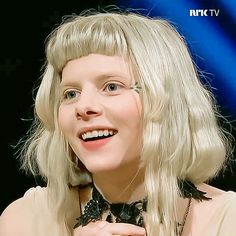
[194,183,236,211]
[23,185,49,202]
[0,186,48,236]
[197,183,236,203]
[190,183,236,235]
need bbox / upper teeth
[81,130,115,140]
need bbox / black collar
[74,180,211,228]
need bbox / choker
[74,180,211,229]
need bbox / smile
[80,129,117,142]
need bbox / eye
[103,82,125,94]
[61,89,80,101]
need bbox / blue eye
[106,83,119,91]
[62,90,80,100]
[104,82,124,94]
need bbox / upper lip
[78,126,118,138]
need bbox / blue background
[117,0,236,117]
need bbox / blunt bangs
[46,13,129,72]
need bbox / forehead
[61,54,133,83]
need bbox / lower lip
[80,136,113,151]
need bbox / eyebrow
[95,73,130,82]
[60,73,131,87]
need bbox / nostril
[76,104,102,115]
[85,110,98,115]
[75,106,102,121]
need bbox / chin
[85,163,121,174]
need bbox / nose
[75,90,102,121]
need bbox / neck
[92,165,145,203]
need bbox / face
[58,54,142,174]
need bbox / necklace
[176,197,192,236]
[75,184,147,228]
[74,180,211,234]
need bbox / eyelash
[62,90,81,101]
[103,82,125,93]
[61,81,126,102]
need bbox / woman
[1,10,236,236]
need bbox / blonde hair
[20,11,229,236]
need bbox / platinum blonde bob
[20,11,229,236]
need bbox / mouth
[79,129,118,142]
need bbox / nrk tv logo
[190,9,220,16]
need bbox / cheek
[58,106,71,134]
[119,96,142,127]
[126,99,143,139]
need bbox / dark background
[0,0,117,214]
[1,0,235,214]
